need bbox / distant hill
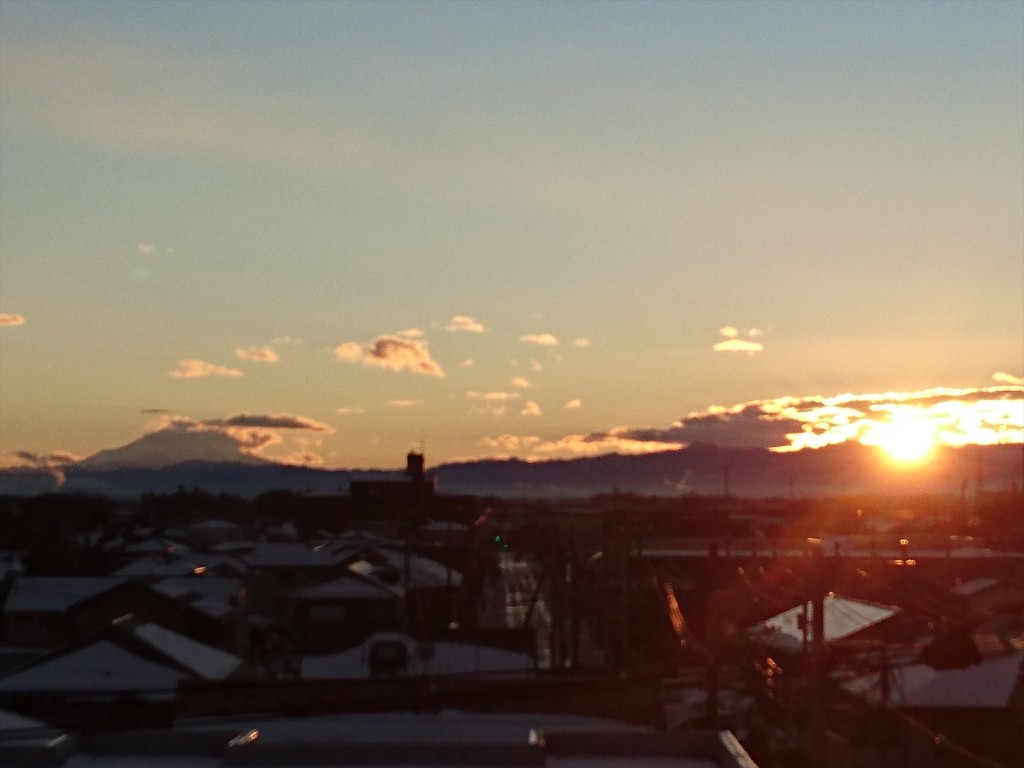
[1,442,1020,500]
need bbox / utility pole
[809,539,827,768]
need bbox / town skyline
[1,1,1022,471]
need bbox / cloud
[0,313,26,327]
[137,243,156,255]
[565,399,582,409]
[335,335,444,377]
[535,429,681,457]
[467,391,520,401]
[395,328,424,339]
[712,338,764,354]
[2,450,82,485]
[530,360,543,372]
[519,333,559,346]
[748,328,764,337]
[478,434,543,455]
[337,406,365,416]
[511,376,532,389]
[169,359,244,378]
[719,326,739,338]
[446,315,486,333]
[270,335,302,346]
[521,401,542,417]
[140,408,171,414]
[602,385,1024,453]
[461,358,474,368]
[388,399,423,408]
[200,413,334,432]
[134,412,335,464]
[993,372,1024,386]
[574,337,592,348]
[235,346,280,363]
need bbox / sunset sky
[1,0,1022,471]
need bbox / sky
[1,0,1022,471]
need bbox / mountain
[1,442,1020,500]
[78,428,266,471]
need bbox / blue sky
[1,0,1021,470]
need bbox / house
[838,650,1024,767]
[950,577,1024,621]
[0,620,247,729]
[746,595,900,655]
[292,572,402,653]
[2,576,131,647]
[1,574,230,650]
[300,630,535,679]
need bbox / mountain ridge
[1,442,1020,500]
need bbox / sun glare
[866,416,938,464]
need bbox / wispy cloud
[200,413,334,432]
[520,333,559,346]
[713,325,764,354]
[461,358,474,368]
[388,399,423,408]
[335,335,444,377]
[712,338,764,354]
[521,401,542,417]
[511,376,532,389]
[169,359,244,378]
[337,406,366,416]
[395,328,424,339]
[235,346,280,363]
[446,315,486,333]
[0,313,26,327]
[565,399,582,409]
[479,429,677,459]
[136,243,156,255]
[467,391,520,401]
[574,337,592,348]
[479,434,542,455]
[993,371,1024,386]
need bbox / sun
[867,416,938,464]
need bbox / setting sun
[865,415,938,464]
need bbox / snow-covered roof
[150,576,239,619]
[18,710,736,767]
[189,519,241,531]
[950,577,999,597]
[301,631,534,680]
[3,576,124,614]
[421,520,469,533]
[123,537,189,555]
[351,548,462,588]
[842,650,1024,709]
[132,623,241,680]
[295,574,401,601]
[0,707,46,732]
[245,543,333,568]
[115,556,208,579]
[0,640,187,693]
[747,595,898,653]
